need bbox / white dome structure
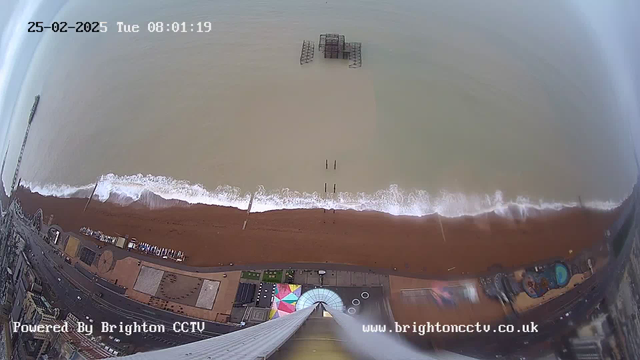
[296,288,344,311]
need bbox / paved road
[13,218,240,353]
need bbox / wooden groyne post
[437,214,447,243]
[325,159,337,170]
[242,192,256,230]
[323,160,338,221]
[83,177,100,213]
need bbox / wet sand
[14,187,624,278]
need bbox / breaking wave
[22,173,623,218]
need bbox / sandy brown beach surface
[15,187,623,278]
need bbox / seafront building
[19,291,59,358]
[0,208,114,359]
[6,261,113,360]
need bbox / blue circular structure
[555,263,569,287]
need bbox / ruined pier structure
[300,34,362,68]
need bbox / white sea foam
[22,173,624,218]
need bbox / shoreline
[14,187,626,278]
[21,173,627,217]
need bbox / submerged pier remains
[300,40,315,65]
[300,33,362,68]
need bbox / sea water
[3,0,638,217]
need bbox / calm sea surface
[3,0,637,215]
